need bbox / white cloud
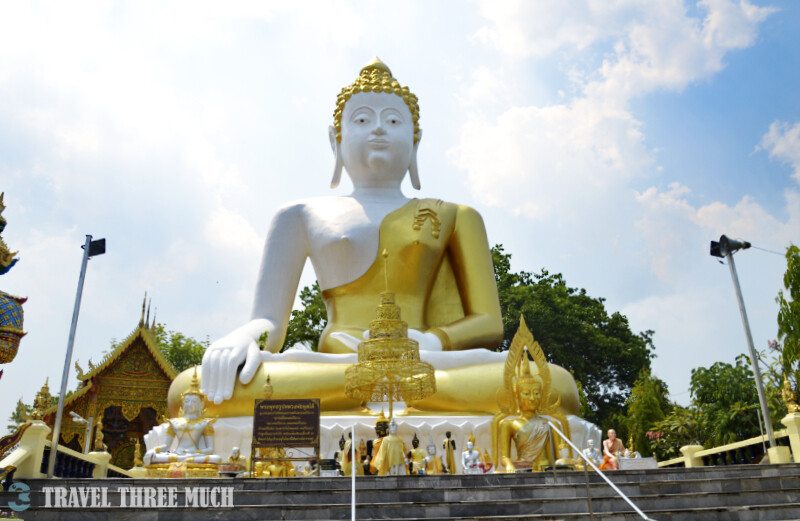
[473,0,639,59]
[457,1,774,222]
[450,98,650,218]
[205,206,263,256]
[759,121,800,182]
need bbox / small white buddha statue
[582,439,602,466]
[144,368,221,466]
[423,438,445,475]
[462,434,482,475]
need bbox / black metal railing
[40,447,95,478]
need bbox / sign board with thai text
[252,399,320,448]
[618,457,658,470]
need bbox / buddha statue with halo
[167,58,580,419]
[494,318,569,473]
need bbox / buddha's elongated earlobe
[329,126,343,188]
[409,129,422,190]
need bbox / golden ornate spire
[344,250,435,419]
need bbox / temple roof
[43,305,178,417]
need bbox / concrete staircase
[3,464,800,520]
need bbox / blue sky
[1,0,798,429]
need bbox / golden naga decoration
[93,418,107,452]
[782,375,800,414]
[333,57,420,144]
[344,251,436,418]
[75,360,86,380]
[492,317,570,472]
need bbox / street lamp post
[46,235,105,478]
[710,234,776,449]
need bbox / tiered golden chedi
[345,286,435,415]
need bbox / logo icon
[8,482,31,512]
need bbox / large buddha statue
[167,59,579,419]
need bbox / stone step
[4,464,800,520]
[9,486,800,520]
[7,474,799,505]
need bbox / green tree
[777,244,800,380]
[491,245,656,427]
[649,405,702,461]
[622,369,670,457]
[149,323,210,373]
[282,282,327,352]
[689,354,763,447]
[6,398,31,433]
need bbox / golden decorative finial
[152,308,157,330]
[181,366,206,401]
[468,432,476,445]
[30,378,51,421]
[333,58,420,144]
[263,374,273,399]
[139,292,147,327]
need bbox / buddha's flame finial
[365,56,391,75]
[181,366,206,401]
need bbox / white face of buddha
[340,92,415,189]
[183,394,203,418]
